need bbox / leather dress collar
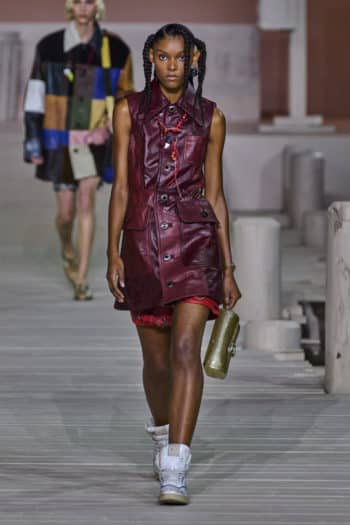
[144,80,203,125]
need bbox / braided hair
[141,23,207,121]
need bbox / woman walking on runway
[107,23,241,505]
[24,0,133,300]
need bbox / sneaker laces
[160,469,186,488]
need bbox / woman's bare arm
[106,97,131,301]
[204,106,241,309]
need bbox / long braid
[182,30,192,90]
[141,34,155,114]
[194,37,207,122]
[140,24,207,124]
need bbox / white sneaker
[145,419,169,479]
[159,444,191,505]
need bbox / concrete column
[283,144,311,215]
[289,150,325,228]
[302,210,327,251]
[245,320,302,358]
[325,202,350,393]
[289,0,306,118]
[259,0,307,118]
[259,0,298,31]
[259,0,328,131]
[0,32,21,121]
[231,217,281,321]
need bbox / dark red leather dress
[115,80,224,314]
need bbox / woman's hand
[223,270,241,310]
[32,156,44,165]
[106,254,125,303]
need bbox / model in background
[23,0,133,300]
[107,23,241,504]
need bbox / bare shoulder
[209,106,226,143]
[211,106,226,129]
[114,97,130,118]
[113,97,131,131]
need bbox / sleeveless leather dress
[115,80,224,313]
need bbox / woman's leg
[76,176,100,284]
[137,325,171,426]
[169,302,209,446]
[55,189,76,259]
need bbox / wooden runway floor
[0,259,349,525]
[1,124,349,524]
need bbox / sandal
[73,282,93,301]
[62,250,78,286]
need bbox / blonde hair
[65,0,106,21]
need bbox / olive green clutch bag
[204,309,240,379]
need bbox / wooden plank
[1,127,350,524]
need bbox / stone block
[283,145,311,215]
[289,150,325,228]
[302,210,327,251]
[231,217,281,321]
[325,202,350,393]
[245,320,302,354]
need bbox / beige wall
[0,0,257,23]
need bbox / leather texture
[23,25,132,183]
[115,80,224,312]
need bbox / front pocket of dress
[122,205,150,257]
[177,199,220,268]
